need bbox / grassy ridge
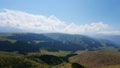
[69,51,120,68]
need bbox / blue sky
[0,0,120,34]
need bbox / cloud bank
[0,9,119,35]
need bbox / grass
[2,50,120,68]
[39,49,72,57]
[0,51,50,68]
[0,33,13,37]
[27,49,72,57]
[0,37,17,43]
[33,40,45,44]
[94,64,120,68]
[52,63,71,68]
[69,51,120,68]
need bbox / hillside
[0,33,119,54]
[0,51,50,68]
[91,34,120,46]
[0,51,85,68]
[44,33,119,51]
[69,51,120,68]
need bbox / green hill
[0,51,50,68]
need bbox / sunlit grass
[40,49,72,57]
[94,64,120,68]
[0,38,16,43]
[27,49,72,57]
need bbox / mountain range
[0,33,119,54]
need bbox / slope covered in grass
[0,51,50,68]
[69,51,120,68]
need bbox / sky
[0,0,120,35]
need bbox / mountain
[90,34,120,46]
[44,33,119,51]
[103,35,120,46]
[0,33,119,54]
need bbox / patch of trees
[38,55,65,65]
[0,41,39,54]
[71,63,84,68]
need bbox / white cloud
[0,9,115,34]
[0,9,67,32]
[63,22,108,34]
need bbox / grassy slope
[0,37,16,43]
[52,63,72,68]
[0,33,13,37]
[1,50,120,68]
[0,51,75,68]
[39,49,72,57]
[0,33,16,43]
[69,50,120,68]
[95,64,120,68]
[0,51,50,68]
[27,49,72,57]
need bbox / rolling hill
[69,50,120,68]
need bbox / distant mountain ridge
[44,33,119,50]
[0,33,119,54]
[93,35,120,46]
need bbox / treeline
[0,41,39,54]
